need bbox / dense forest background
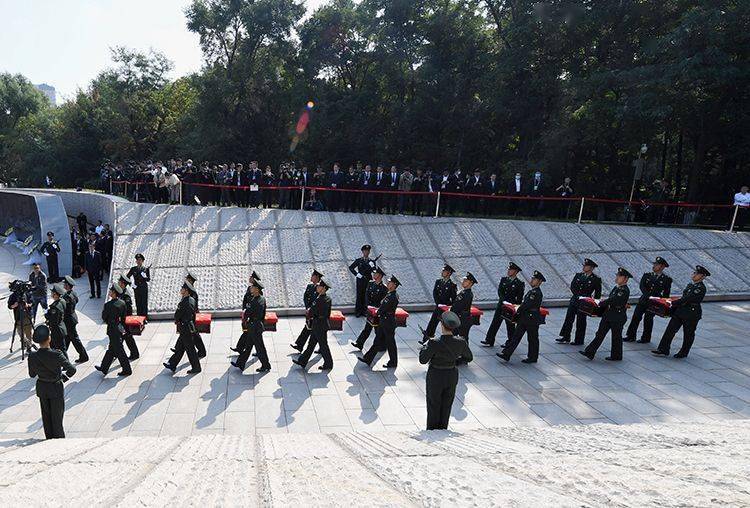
[1,0,748,202]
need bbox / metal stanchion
[300,187,305,210]
[124,182,128,199]
[179,181,183,205]
[577,197,585,224]
[729,205,740,233]
[109,179,113,195]
[434,192,441,218]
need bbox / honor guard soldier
[580,268,632,361]
[184,272,206,358]
[291,269,323,352]
[452,272,477,343]
[652,265,710,359]
[348,244,376,316]
[419,264,458,344]
[96,285,132,376]
[232,271,262,353]
[359,275,400,369]
[127,253,151,318]
[117,274,140,360]
[498,270,545,364]
[482,262,525,348]
[293,279,333,370]
[163,281,202,374]
[557,258,602,345]
[28,324,77,439]
[62,276,88,363]
[40,231,61,282]
[232,278,271,372]
[46,284,68,356]
[625,256,672,343]
[351,266,388,350]
[419,311,473,430]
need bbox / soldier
[497,270,546,364]
[419,311,473,430]
[419,264,457,344]
[348,244,376,317]
[163,282,201,374]
[95,285,132,376]
[556,258,602,345]
[39,231,61,282]
[452,272,477,343]
[350,266,388,350]
[46,284,67,357]
[232,279,271,372]
[62,276,88,363]
[126,253,150,317]
[579,268,632,361]
[27,324,77,439]
[652,265,710,359]
[358,275,400,369]
[185,272,206,358]
[231,271,262,353]
[625,256,672,343]
[291,269,323,352]
[117,274,139,361]
[481,262,525,348]
[293,279,333,370]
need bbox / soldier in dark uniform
[351,266,388,350]
[580,268,632,361]
[185,272,206,358]
[452,272,477,341]
[28,324,77,439]
[95,285,132,376]
[419,264,457,344]
[556,258,602,345]
[497,270,546,364]
[231,271,263,353]
[348,244,376,317]
[163,282,201,374]
[45,284,67,357]
[358,275,400,368]
[117,274,139,361]
[293,279,333,370]
[232,279,271,372]
[62,276,88,363]
[481,262,525,348]
[40,231,61,282]
[291,269,323,352]
[419,311,473,430]
[625,256,672,343]
[652,265,710,359]
[126,253,150,317]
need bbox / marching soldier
[652,265,710,359]
[28,324,77,439]
[419,311,473,430]
[556,258,602,345]
[293,279,333,370]
[62,276,88,363]
[580,268,632,361]
[351,266,387,350]
[291,269,323,352]
[232,279,271,372]
[117,274,139,361]
[127,253,150,318]
[46,284,67,357]
[625,256,672,343]
[163,282,201,374]
[419,264,457,344]
[185,272,206,358]
[481,262,525,348]
[95,285,132,376]
[232,271,262,353]
[452,272,477,344]
[497,270,546,364]
[358,275,400,369]
[348,244,376,317]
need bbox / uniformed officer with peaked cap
[482,261,525,348]
[625,256,672,343]
[580,267,632,361]
[557,258,602,345]
[498,270,545,363]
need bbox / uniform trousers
[426,367,459,430]
[101,334,132,373]
[38,395,66,439]
[353,322,374,348]
[293,327,310,349]
[625,302,655,341]
[64,319,88,360]
[484,307,515,346]
[354,278,368,316]
[123,332,139,359]
[362,324,397,366]
[297,329,332,368]
[50,330,68,359]
[134,288,148,317]
[583,318,624,360]
[501,321,540,361]
[236,328,270,369]
[656,316,699,356]
[423,308,442,339]
[168,331,201,371]
[559,303,587,344]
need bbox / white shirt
[515,177,521,193]
[95,225,104,235]
[734,192,750,207]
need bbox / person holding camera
[7,281,34,353]
[28,263,48,322]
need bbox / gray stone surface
[581,224,634,252]
[513,221,569,254]
[455,221,504,257]
[550,223,601,253]
[482,221,537,255]
[610,225,664,250]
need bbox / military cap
[46,231,54,237]
[442,263,455,274]
[182,281,195,293]
[361,244,371,251]
[111,284,124,296]
[311,269,323,279]
[440,311,461,331]
[317,279,331,290]
[63,275,76,287]
[654,256,669,267]
[617,267,634,279]
[134,253,145,261]
[694,265,711,277]
[185,272,197,283]
[373,266,386,277]
[532,270,546,282]
[583,258,598,268]
[508,261,522,272]
[388,275,401,287]
[251,270,261,281]
[119,273,132,285]
[50,283,65,296]
[32,324,50,344]
[464,272,478,284]
[251,279,264,290]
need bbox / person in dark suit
[372,165,388,213]
[327,163,344,211]
[62,276,88,363]
[126,253,150,317]
[232,279,271,372]
[102,225,114,270]
[482,262,525,348]
[527,170,545,216]
[507,172,524,215]
[95,285,132,376]
[163,282,201,374]
[465,169,484,214]
[351,267,388,350]
[386,165,400,214]
[483,173,501,216]
[580,268,632,361]
[39,231,61,282]
[420,264,458,344]
[293,279,333,370]
[84,243,103,298]
[28,325,77,439]
[557,258,602,346]
[348,244,376,316]
[358,275,400,369]
[498,271,546,364]
[625,256,672,343]
[359,165,374,212]
[291,269,323,352]
[343,165,359,212]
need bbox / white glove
[356,273,363,279]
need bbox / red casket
[368,306,410,327]
[125,315,146,336]
[195,313,212,333]
[438,304,483,325]
[501,302,549,324]
[647,297,677,318]
[329,310,346,331]
[264,312,278,332]
[578,297,604,317]
[396,308,409,327]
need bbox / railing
[108,180,747,232]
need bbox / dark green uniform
[349,257,375,316]
[298,293,333,368]
[46,298,67,355]
[362,290,399,367]
[187,286,206,358]
[625,272,672,342]
[353,280,388,349]
[583,284,630,360]
[500,287,543,362]
[99,298,131,374]
[451,288,474,339]
[293,283,319,350]
[126,265,150,317]
[484,276,525,346]
[63,289,88,362]
[423,277,458,339]
[655,281,706,357]
[558,272,602,344]
[166,295,200,372]
[236,294,270,370]
[120,290,139,360]
[28,348,76,438]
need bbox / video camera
[9,280,33,296]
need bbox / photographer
[7,281,33,353]
[28,263,48,322]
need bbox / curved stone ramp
[1,420,748,506]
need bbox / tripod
[10,296,35,361]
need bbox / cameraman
[7,281,33,352]
[29,263,48,322]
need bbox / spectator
[508,172,524,215]
[484,173,501,216]
[734,185,749,231]
[528,170,545,216]
[94,220,104,235]
[397,167,414,215]
[647,179,670,225]
[555,177,574,218]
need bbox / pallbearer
[419,264,457,344]
[557,258,602,345]
[358,275,400,369]
[579,268,632,361]
[348,244,376,317]
[185,272,206,358]
[46,284,67,356]
[232,271,262,353]
[452,272,477,343]
[481,262,524,348]
[117,274,139,361]
[96,285,132,376]
[127,253,150,318]
[163,282,201,374]
[625,257,672,343]
[232,278,271,372]
[351,266,387,350]
[293,279,333,370]
[62,276,88,363]
[497,271,545,364]
[291,269,323,352]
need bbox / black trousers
[559,303,587,344]
[64,319,88,360]
[501,321,540,361]
[236,329,270,369]
[134,288,148,317]
[354,278,368,316]
[51,330,68,359]
[423,308,442,339]
[353,322,374,349]
[47,257,59,282]
[426,367,458,430]
[88,272,101,297]
[298,329,333,368]
[194,333,206,357]
[39,396,66,439]
[293,327,310,349]
[484,307,515,346]
[625,302,654,341]
[362,323,397,366]
[168,331,201,371]
[584,318,624,360]
[123,332,139,359]
[656,316,699,356]
[100,334,132,374]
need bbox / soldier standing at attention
[62,276,88,363]
[291,269,323,352]
[40,231,61,282]
[624,257,672,343]
[419,264,457,344]
[481,262,525,348]
[117,274,139,361]
[351,266,388,351]
[46,284,67,357]
[652,265,710,359]
[497,271,546,364]
[127,253,150,318]
[95,285,132,376]
[163,282,201,374]
[293,280,333,370]
[580,268,633,361]
[185,272,206,359]
[232,279,271,372]
[420,311,473,430]
[358,275,400,369]
[348,244,376,317]
[556,258,602,346]
[28,324,77,439]
[452,272,477,345]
